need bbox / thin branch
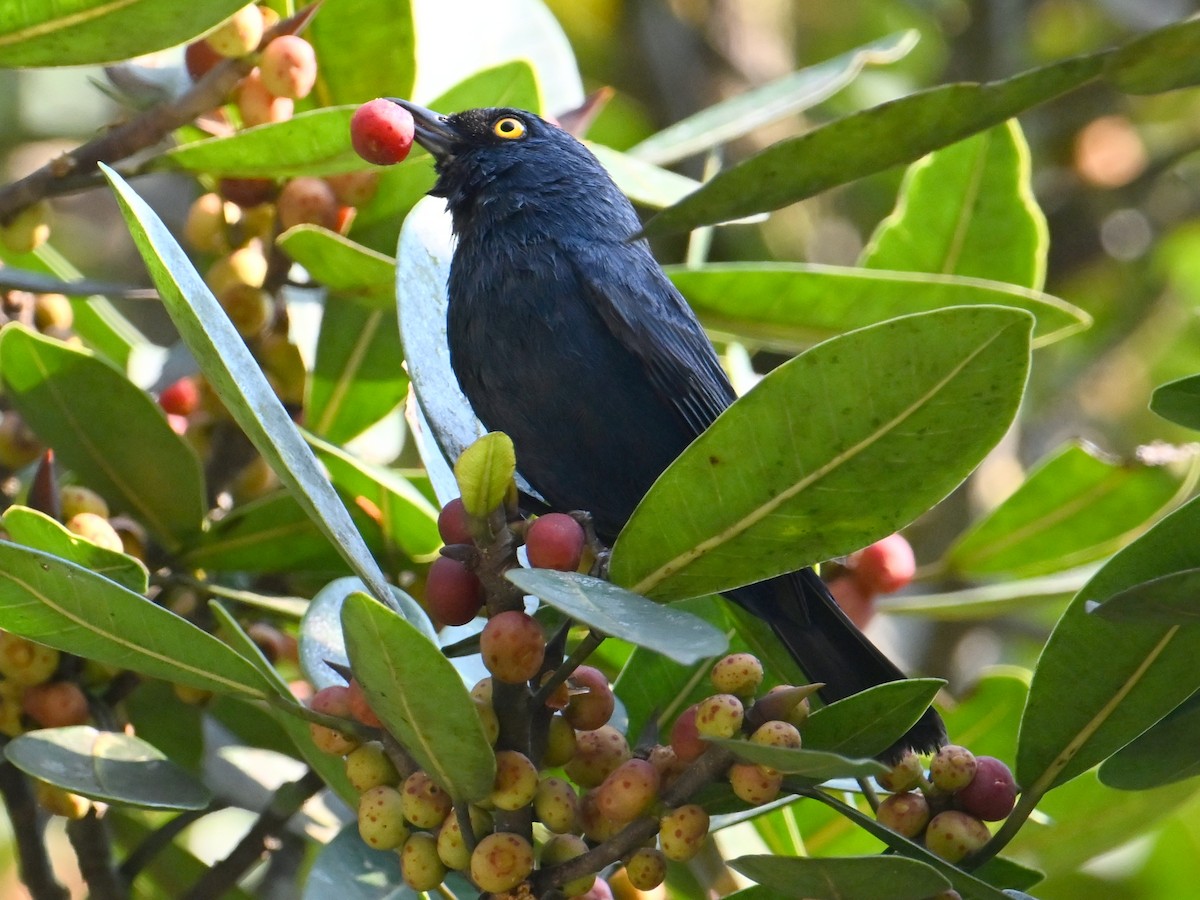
[530,630,605,708]
[0,761,69,900]
[119,803,223,882]
[0,4,321,224]
[65,809,125,900]
[180,769,324,900]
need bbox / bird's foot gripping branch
[318,430,1020,898]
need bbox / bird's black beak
[387,99,459,162]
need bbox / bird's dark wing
[571,248,735,436]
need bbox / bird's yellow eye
[493,116,526,140]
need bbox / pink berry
[479,610,545,683]
[525,513,585,571]
[258,35,317,100]
[853,533,916,595]
[351,99,415,166]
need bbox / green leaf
[0,243,149,368]
[1105,17,1200,94]
[668,263,1087,350]
[109,812,256,900]
[0,540,274,699]
[341,592,495,801]
[1090,569,1200,625]
[588,145,711,212]
[1099,693,1200,790]
[631,31,919,166]
[0,1,248,67]
[309,435,442,561]
[162,107,368,179]
[184,490,355,574]
[102,164,393,605]
[1150,373,1200,430]
[1007,770,1199,878]
[802,680,944,760]
[123,680,204,774]
[5,727,210,810]
[277,226,396,302]
[505,569,728,665]
[307,0,415,104]
[943,442,1191,579]
[861,121,1048,290]
[2,505,148,593]
[302,823,403,900]
[1017,495,1200,794]
[878,571,1083,621]
[641,54,1104,235]
[0,324,205,550]
[308,303,408,443]
[610,307,1033,601]
[711,740,886,781]
[730,855,949,900]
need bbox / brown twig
[0,761,69,900]
[65,808,125,900]
[180,768,324,900]
[0,4,322,224]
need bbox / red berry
[955,756,1017,821]
[479,610,545,683]
[351,99,415,166]
[563,664,614,731]
[852,533,916,595]
[425,556,483,626]
[158,377,200,417]
[525,513,585,571]
[437,497,473,545]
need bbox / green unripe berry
[534,776,580,834]
[357,785,409,850]
[490,749,538,811]
[930,744,978,793]
[541,833,594,897]
[400,832,446,891]
[710,652,764,697]
[877,750,925,793]
[658,804,709,862]
[59,485,109,520]
[543,714,577,767]
[345,742,400,793]
[924,810,990,862]
[625,847,667,891]
[0,633,60,686]
[402,770,452,828]
[470,832,534,894]
[694,693,744,739]
[728,762,783,806]
[436,807,489,870]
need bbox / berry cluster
[875,745,1017,863]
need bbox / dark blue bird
[395,100,946,760]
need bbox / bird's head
[388,99,635,238]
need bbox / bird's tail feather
[729,568,946,764]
